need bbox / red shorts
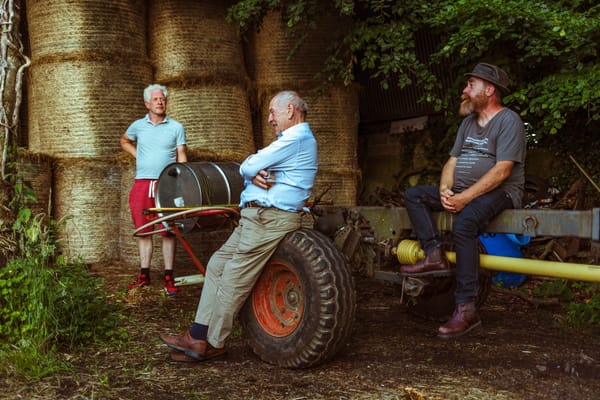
[129,179,170,236]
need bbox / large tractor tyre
[240,228,356,368]
[405,268,491,322]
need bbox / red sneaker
[164,275,179,296]
[128,273,150,290]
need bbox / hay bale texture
[149,0,246,84]
[26,0,151,158]
[26,0,147,62]
[165,84,254,162]
[247,9,349,88]
[312,167,361,207]
[148,0,255,161]
[27,61,152,157]
[53,158,121,264]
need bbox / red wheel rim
[251,261,304,337]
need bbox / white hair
[274,90,308,115]
[143,84,168,102]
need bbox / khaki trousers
[195,207,302,348]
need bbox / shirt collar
[277,122,309,139]
[144,114,170,125]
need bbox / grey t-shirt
[449,108,526,208]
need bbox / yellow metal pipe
[393,240,600,283]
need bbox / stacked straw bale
[28,61,152,157]
[149,1,246,84]
[247,11,344,89]
[166,84,254,162]
[26,0,150,264]
[53,158,121,263]
[26,0,151,158]
[149,0,254,161]
[249,10,360,206]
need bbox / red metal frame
[133,206,240,275]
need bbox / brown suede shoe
[159,330,207,360]
[160,331,227,361]
[400,246,451,276]
[169,349,199,362]
[437,302,481,339]
[169,345,227,362]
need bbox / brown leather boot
[400,246,451,276]
[437,302,481,339]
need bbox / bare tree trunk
[0,0,30,263]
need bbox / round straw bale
[27,60,152,158]
[17,151,54,216]
[26,0,147,62]
[312,166,360,207]
[166,83,255,162]
[247,9,350,88]
[53,157,121,264]
[257,85,360,170]
[149,0,246,83]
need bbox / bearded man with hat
[400,62,526,338]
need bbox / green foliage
[228,0,600,141]
[0,178,127,379]
[565,288,600,329]
[532,279,600,329]
[532,278,576,302]
[424,0,600,138]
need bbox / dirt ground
[4,260,600,400]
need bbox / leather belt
[244,201,263,208]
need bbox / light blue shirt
[239,122,318,212]
[126,114,186,179]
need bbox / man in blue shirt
[159,90,318,361]
[120,84,187,296]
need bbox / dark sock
[164,270,173,277]
[141,268,150,277]
[189,323,208,340]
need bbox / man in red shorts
[120,84,187,295]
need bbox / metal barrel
[156,161,243,209]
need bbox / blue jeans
[403,185,513,304]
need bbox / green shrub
[533,279,600,330]
[0,205,127,379]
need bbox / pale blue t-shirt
[125,114,186,179]
[239,122,318,212]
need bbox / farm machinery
[141,161,600,369]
